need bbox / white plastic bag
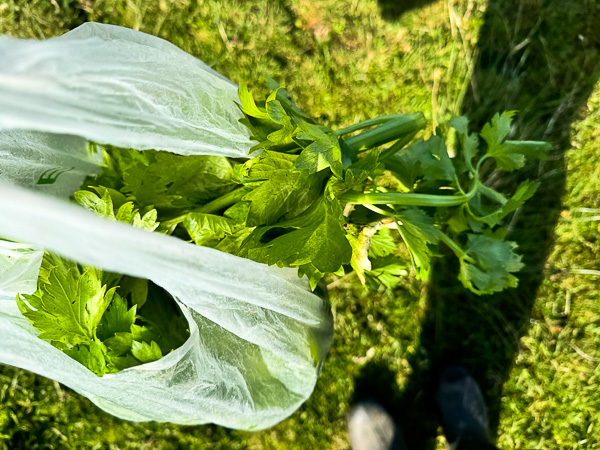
[0,240,44,300]
[0,22,251,158]
[0,23,333,430]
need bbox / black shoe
[347,400,408,450]
[436,366,497,450]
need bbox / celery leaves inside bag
[0,22,551,429]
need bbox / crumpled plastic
[0,22,251,158]
[0,22,333,430]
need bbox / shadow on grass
[356,1,600,448]
[376,0,440,21]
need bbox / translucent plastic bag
[0,240,43,300]
[0,23,333,430]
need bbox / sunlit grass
[1,0,599,449]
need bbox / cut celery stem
[438,233,476,263]
[334,115,402,136]
[379,131,418,162]
[438,232,465,259]
[341,113,426,153]
[339,191,468,207]
[195,187,248,214]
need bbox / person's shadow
[376,0,439,20]
[356,1,600,448]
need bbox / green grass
[1,0,600,449]
[495,85,600,450]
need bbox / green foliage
[295,121,343,177]
[17,254,115,348]
[368,227,397,259]
[457,234,524,295]
[240,197,351,289]
[183,213,238,246]
[394,208,441,280]
[75,187,160,231]
[64,341,108,376]
[123,152,235,210]
[481,112,552,172]
[239,151,326,226]
[21,83,546,350]
[16,185,190,376]
[131,341,162,364]
[386,135,455,188]
[88,148,236,213]
[234,84,548,293]
[17,252,187,377]
[365,256,409,290]
[479,180,540,227]
[134,283,190,357]
[18,79,547,381]
[97,293,137,341]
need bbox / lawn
[0,0,599,449]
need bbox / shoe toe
[347,401,399,450]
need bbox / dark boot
[436,366,498,450]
